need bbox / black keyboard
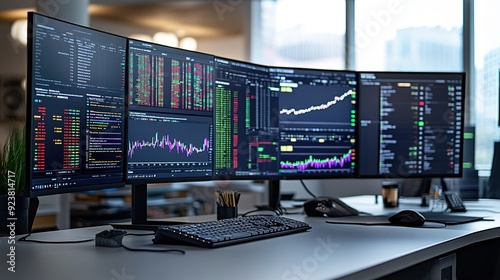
[153,216,311,248]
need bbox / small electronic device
[444,192,467,212]
[388,210,426,227]
[303,197,359,217]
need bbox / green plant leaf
[0,126,25,196]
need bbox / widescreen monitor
[26,12,127,196]
[357,71,465,178]
[271,67,357,179]
[213,57,280,179]
[126,39,214,183]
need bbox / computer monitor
[123,39,214,228]
[26,12,127,197]
[126,39,214,183]
[357,71,465,179]
[213,57,280,179]
[271,67,357,179]
[487,141,500,199]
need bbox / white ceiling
[0,0,249,38]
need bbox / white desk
[2,196,500,280]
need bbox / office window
[252,0,346,69]
[355,0,463,72]
[474,1,500,169]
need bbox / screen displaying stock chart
[126,39,214,182]
[271,67,358,178]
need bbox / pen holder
[217,206,238,220]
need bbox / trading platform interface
[271,68,357,178]
[28,13,126,194]
[357,72,465,177]
[213,58,280,178]
[126,39,213,182]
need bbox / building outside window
[253,0,346,69]
[474,1,500,170]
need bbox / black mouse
[388,210,425,227]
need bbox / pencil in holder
[215,190,241,220]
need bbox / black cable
[299,179,316,198]
[18,232,94,244]
[241,208,279,217]
[18,230,185,254]
[121,234,185,254]
[18,231,185,254]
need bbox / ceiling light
[153,32,178,47]
[179,37,197,51]
[11,19,28,46]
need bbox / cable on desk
[241,208,283,217]
[121,233,185,254]
[18,232,94,244]
[17,230,185,254]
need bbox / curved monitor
[357,71,465,178]
[212,59,357,180]
[26,12,127,196]
[213,57,280,179]
[272,67,357,179]
[125,39,214,183]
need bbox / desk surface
[2,196,500,280]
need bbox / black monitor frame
[26,12,127,197]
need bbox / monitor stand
[2,196,39,235]
[255,179,281,211]
[28,197,39,233]
[111,184,190,231]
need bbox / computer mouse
[388,210,425,227]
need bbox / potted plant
[0,127,35,234]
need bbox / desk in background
[2,196,500,280]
